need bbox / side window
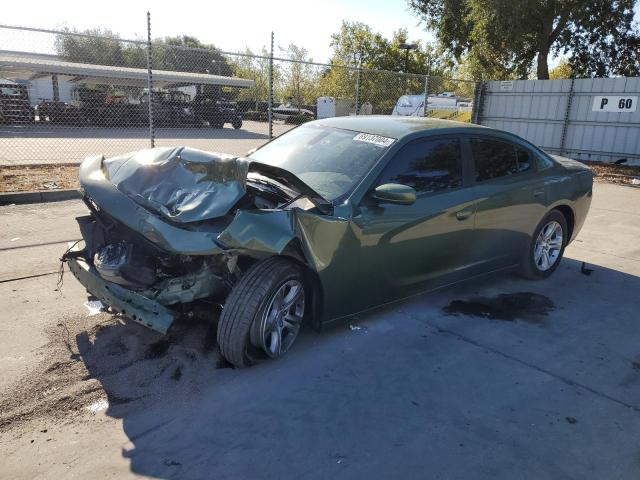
[535,152,555,170]
[471,138,519,181]
[377,138,463,194]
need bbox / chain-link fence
[0,24,478,167]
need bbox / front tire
[520,210,568,279]
[218,257,306,368]
[232,118,242,129]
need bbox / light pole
[398,42,418,73]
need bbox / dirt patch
[443,292,555,324]
[0,164,80,193]
[0,310,222,436]
[585,161,640,186]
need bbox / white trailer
[317,97,353,119]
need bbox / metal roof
[314,115,486,139]
[0,51,255,88]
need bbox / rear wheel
[232,118,242,129]
[218,257,306,367]
[520,210,568,279]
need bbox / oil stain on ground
[443,292,554,325]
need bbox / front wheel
[232,118,242,129]
[520,210,568,279]
[218,257,306,367]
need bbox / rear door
[465,135,549,272]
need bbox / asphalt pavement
[0,121,294,165]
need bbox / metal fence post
[471,81,484,124]
[423,75,429,117]
[559,77,575,156]
[145,11,155,148]
[268,31,274,139]
[354,67,362,115]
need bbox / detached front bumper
[67,252,177,335]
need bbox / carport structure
[0,50,254,101]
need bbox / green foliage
[54,28,145,67]
[318,21,464,114]
[54,30,233,99]
[230,48,273,109]
[277,44,320,107]
[408,0,640,79]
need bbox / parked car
[35,101,84,125]
[62,117,593,367]
[0,82,34,123]
[272,103,314,120]
[192,96,243,129]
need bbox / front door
[352,136,477,305]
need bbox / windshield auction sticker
[353,133,396,148]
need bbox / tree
[408,0,640,79]
[549,58,573,79]
[320,21,458,114]
[55,28,142,67]
[230,48,273,110]
[153,36,231,76]
[55,30,234,100]
[278,44,319,108]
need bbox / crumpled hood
[80,146,332,224]
[96,147,249,223]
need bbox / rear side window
[378,138,463,194]
[471,138,519,181]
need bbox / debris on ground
[349,324,368,332]
[83,300,106,316]
[585,161,640,187]
[86,398,109,413]
[580,262,594,276]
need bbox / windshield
[248,124,394,201]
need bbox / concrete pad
[0,182,638,479]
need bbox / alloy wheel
[533,220,563,271]
[257,280,305,358]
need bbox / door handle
[456,210,472,221]
[533,189,545,197]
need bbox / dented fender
[216,209,350,272]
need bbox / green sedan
[63,116,593,367]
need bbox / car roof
[312,115,487,139]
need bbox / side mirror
[372,183,417,205]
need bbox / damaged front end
[63,146,336,334]
[63,208,231,333]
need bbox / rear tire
[520,210,568,279]
[218,257,306,368]
[232,118,242,129]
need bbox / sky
[0,0,436,62]
[2,0,638,70]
